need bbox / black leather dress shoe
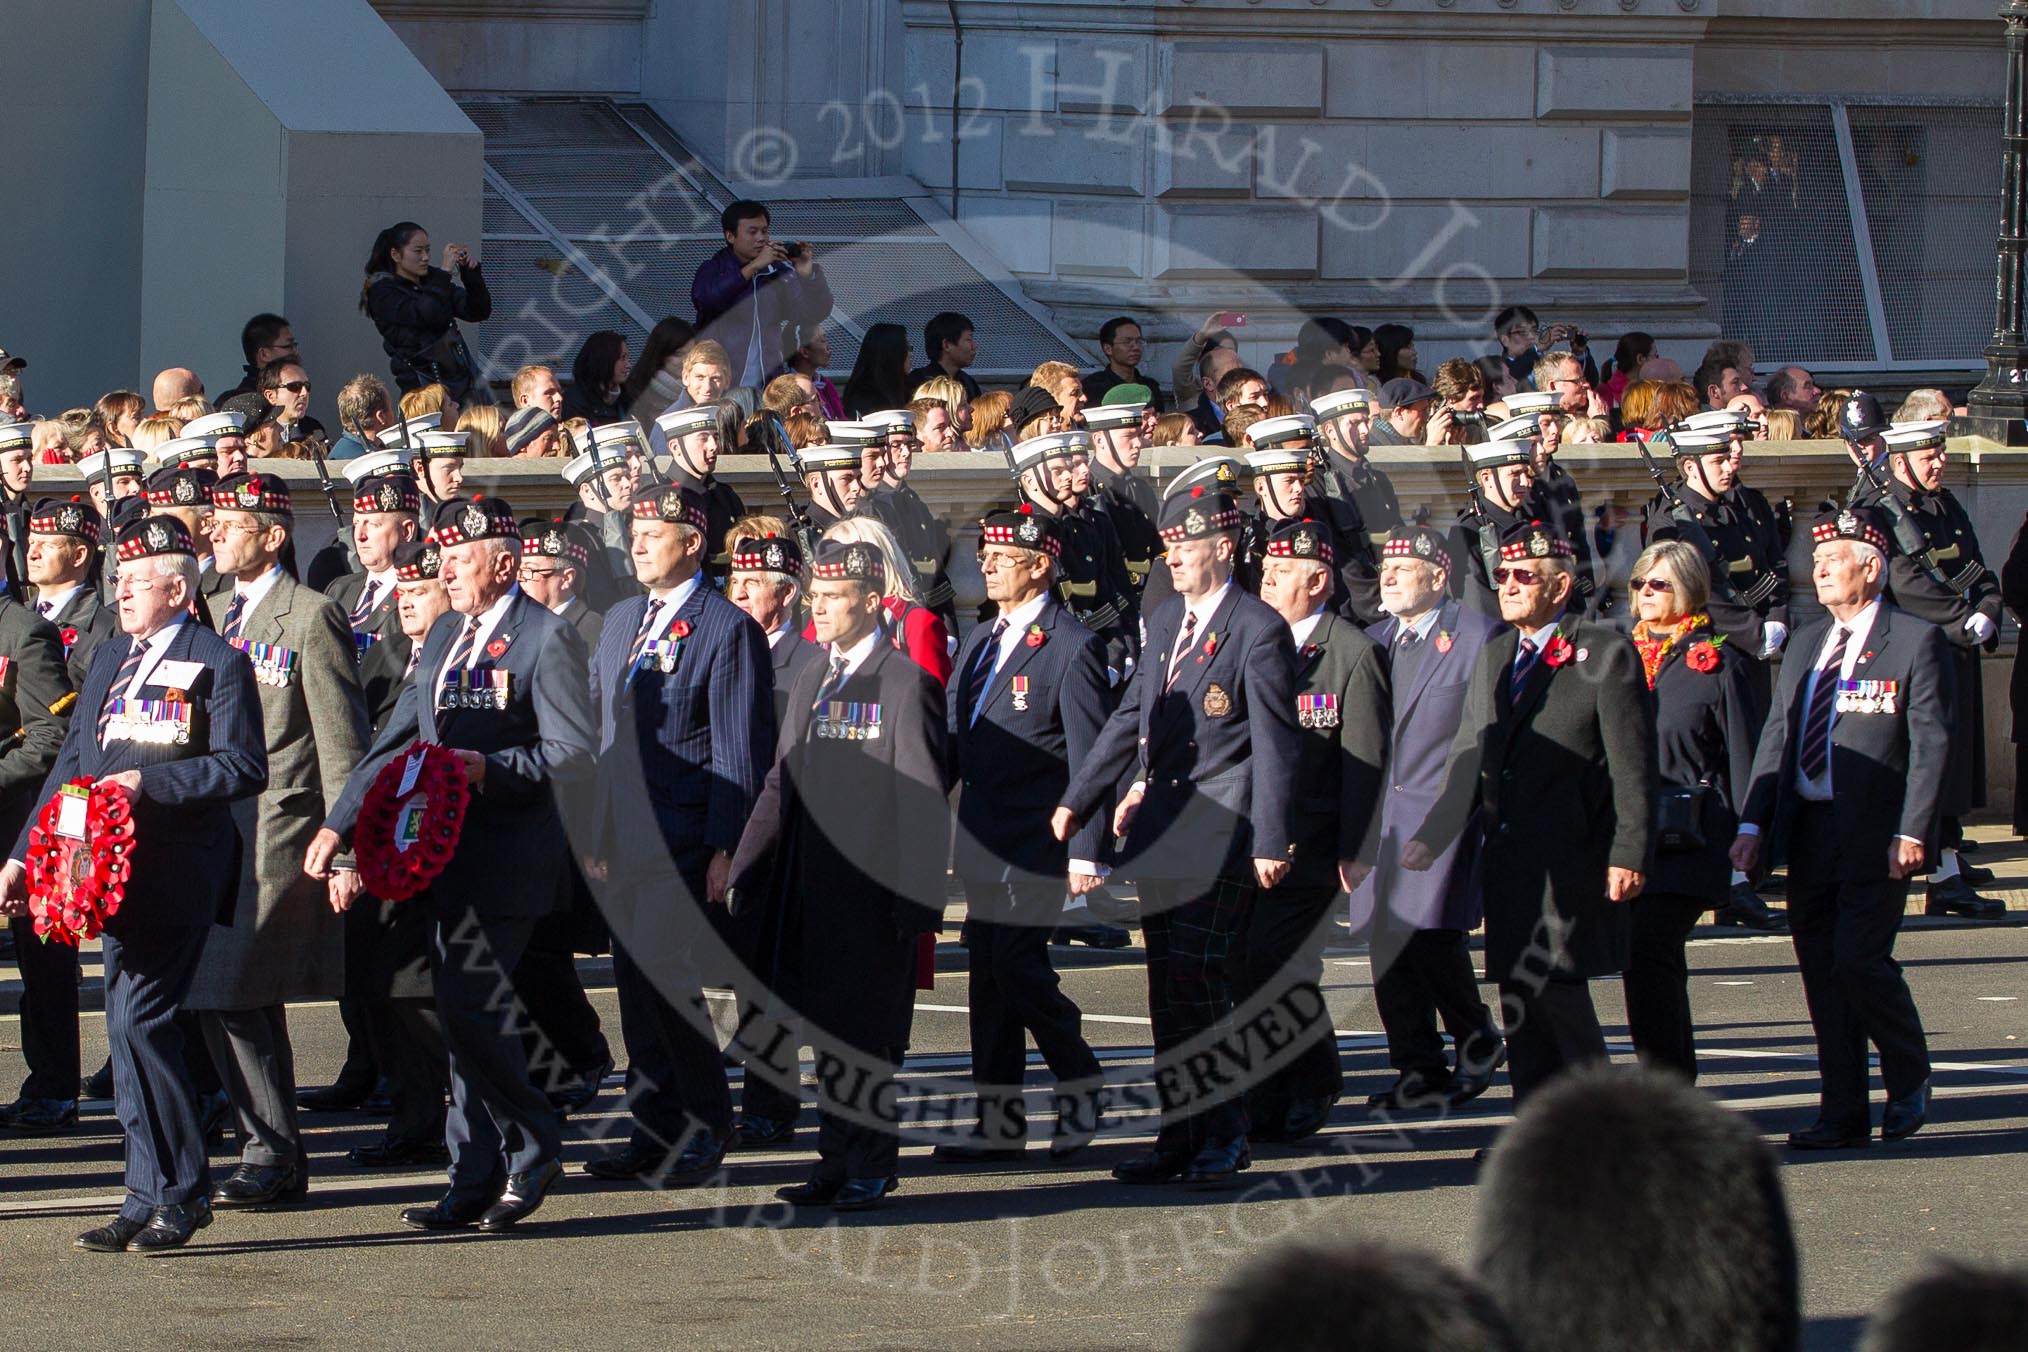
[297,1080,372,1113]
[583,1143,665,1181]
[776,1177,843,1205]
[663,1133,729,1187]
[401,1194,494,1230]
[349,1136,450,1169]
[82,1061,115,1101]
[1449,1041,1510,1108]
[1882,1083,1929,1142]
[478,1159,562,1230]
[1926,876,1996,919]
[830,1176,895,1211]
[547,1058,613,1116]
[75,1215,147,1252]
[0,1096,79,1135]
[131,1202,212,1255]
[1716,882,1789,931]
[211,1160,308,1209]
[933,1141,1026,1164]
[1279,1095,1337,1142]
[731,1114,797,1150]
[1366,1075,1451,1113]
[1181,1138,1250,1185]
[1111,1149,1192,1185]
[1052,923,1131,949]
[1787,1119,1872,1150]
[1958,858,1998,887]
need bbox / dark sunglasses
[277,380,311,395]
[1629,576,1674,594]
[1492,566,1542,585]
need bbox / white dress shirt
[981,591,1049,686]
[826,627,882,684]
[33,584,82,622]
[228,565,285,621]
[638,573,703,646]
[436,584,521,694]
[1289,608,1326,650]
[123,616,191,694]
[1165,579,1233,682]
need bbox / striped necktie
[626,598,666,679]
[436,615,483,710]
[1798,627,1850,780]
[97,640,148,743]
[966,619,1006,726]
[1510,637,1539,702]
[811,650,849,710]
[1164,611,1199,692]
[35,598,52,619]
[349,578,381,630]
[221,592,247,643]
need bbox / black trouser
[1788,805,1930,1126]
[611,932,734,1150]
[511,921,610,1098]
[8,914,79,1100]
[328,996,378,1093]
[364,996,448,1144]
[1498,976,1607,1108]
[1623,892,1709,1081]
[959,880,1102,1145]
[1228,882,1345,1125]
[435,911,561,1200]
[1138,878,1251,1152]
[1369,926,1500,1087]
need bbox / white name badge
[153,659,206,690]
[55,790,87,841]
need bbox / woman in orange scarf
[1626,540,1766,1080]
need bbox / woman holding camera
[361,221,492,402]
[1625,540,1765,1081]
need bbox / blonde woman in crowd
[967,390,1013,454]
[819,513,953,682]
[1763,408,1805,441]
[457,402,505,457]
[911,374,974,438]
[130,414,183,456]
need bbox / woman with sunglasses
[1624,540,1766,1081]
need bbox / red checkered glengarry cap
[1496,520,1574,562]
[1810,506,1890,555]
[730,533,804,579]
[1381,526,1451,574]
[979,504,1063,558]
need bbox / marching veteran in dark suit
[1404,518,1656,1113]
[1234,517,1388,1144]
[580,482,772,1187]
[0,514,267,1253]
[25,497,120,686]
[310,494,597,1233]
[1054,485,1301,1186]
[344,537,452,1169]
[187,472,371,1208]
[1353,526,1506,1112]
[325,455,419,664]
[1857,420,2004,918]
[939,505,1109,1165]
[1730,506,1947,1149]
[721,522,818,1144]
[728,538,951,1211]
[0,582,80,1134]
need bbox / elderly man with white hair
[1731,505,1949,1151]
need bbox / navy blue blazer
[769,628,823,731]
[1062,582,1299,883]
[11,618,267,933]
[948,596,1111,882]
[327,588,597,920]
[587,582,773,872]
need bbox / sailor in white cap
[655,404,745,585]
[184,412,249,477]
[864,408,955,630]
[1012,430,1138,679]
[1447,417,1541,618]
[1497,391,1598,616]
[560,423,647,609]
[1308,381,1404,549]
[1236,418,1382,623]
[77,447,147,519]
[1863,420,2007,919]
[797,442,865,532]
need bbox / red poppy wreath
[354,742,471,902]
[24,779,135,947]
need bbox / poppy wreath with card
[355,742,471,902]
[24,778,135,946]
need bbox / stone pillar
[1968,0,2028,445]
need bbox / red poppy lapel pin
[1025,623,1046,649]
[486,637,509,659]
[669,619,693,640]
[1434,630,1452,654]
[1543,634,1576,668]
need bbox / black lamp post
[1967,0,2028,444]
